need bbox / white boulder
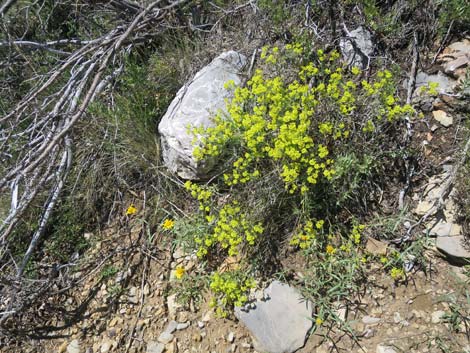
[158,51,246,179]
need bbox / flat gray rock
[436,235,470,265]
[429,221,461,237]
[414,71,456,94]
[235,281,313,353]
[340,26,374,69]
[158,51,246,180]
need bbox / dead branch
[0,0,188,326]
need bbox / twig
[431,20,454,66]
[398,32,419,211]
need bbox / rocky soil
[4,36,470,353]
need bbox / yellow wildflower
[326,244,336,255]
[390,267,405,280]
[126,204,137,216]
[315,317,323,326]
[174,266,185,279]
[162,218,175,230]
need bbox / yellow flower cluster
[184,181,213,214]
[290,219,324,249]
[339,223,365,253]
[390,267,405,280]
[194,201,264,258]
[209,271,256,315]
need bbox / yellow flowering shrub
[193,45,415,195]
[183,43,416,314]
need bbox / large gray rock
[235,281,313,353]
[436,235,470,265]
[158,51,246,179]
[340,26,374,69]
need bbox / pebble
[143,283,150,296]
[363,328,375,338]
[192,333,203,342]
[362,316,381,325]
[376,344,397,353]
[432,110,453,127]
[393,312,402,324]
[197,321,205,329]
[165,320,178,334]
[128,287,139,304]
[158,332,174,344]
[176,322,190,330]
[100,341,112,353]
[227,332,235,343]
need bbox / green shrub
[183,43,416,314]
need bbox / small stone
[393,312,402,324]
[100,341,112,353]
[192,333,202,342]
[363,328,375,338]
[128,286,139,304]
[176,322,190,330]
[336,307,347,322]
[158,332,174,344]
[432,110,453,127]
[197,321,205,329]
[376,345,397,353]
[431,310,446,324]
[227,332,235,343]
[143,283,150,296]
[241,342,252,349]
[430,124,439,132]
[165,321,178,334]
[147,341,165,353]
[362,316,381,325]
[67,340,80,353]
